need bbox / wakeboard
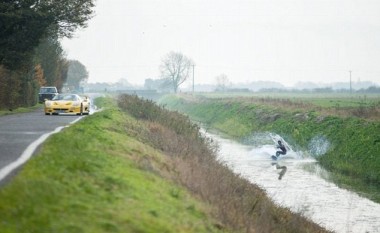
[271,155,278,161]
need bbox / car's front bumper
[44,106,81,115]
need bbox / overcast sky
[61,0,380,87]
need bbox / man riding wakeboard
[270,140,287,161]
[276,140,287,158]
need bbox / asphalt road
[0,108,83,184]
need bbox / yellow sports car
[44,94,90,115]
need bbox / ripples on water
[205,131,380,233]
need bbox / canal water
[204,130,380,233]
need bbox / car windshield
[52,94,79,101]
[40,87,57,94]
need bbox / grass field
[201,92,380,108]
[192,92,380,120]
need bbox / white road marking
[0,117,83,182]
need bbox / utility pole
[192,64,195,94]
[349,70,352,94]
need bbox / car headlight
[45,102,52,107]
[72,101,80,107]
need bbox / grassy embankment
[0,104,42,116]
[0,95,327,233]
[159,94,380,203]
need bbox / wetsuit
[276,143,287,157]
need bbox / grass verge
[0,104,43,116]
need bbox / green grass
[0,104,43,116]
[199,92,380,109]
[0,98,221,233]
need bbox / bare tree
[160,51,194,93]
[215,73,229,92]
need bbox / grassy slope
[0,104,43,116]
[0,99,220,233]
[159,94,380,203]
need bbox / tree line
[0,0,94,110]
